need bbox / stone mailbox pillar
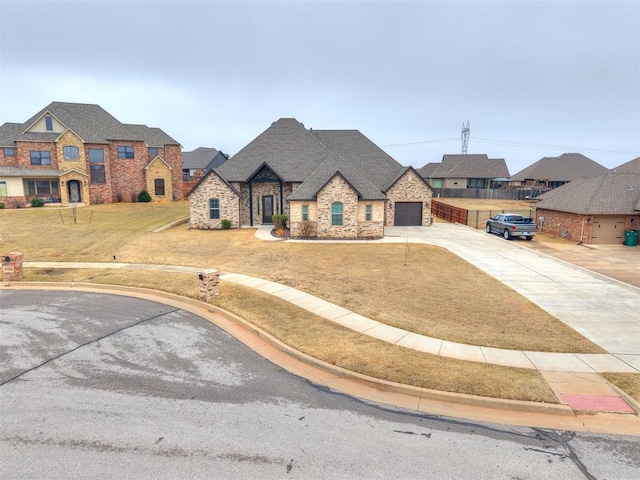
[2,252,24,282]
[198,269,220,302]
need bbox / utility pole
[461,120,470,154]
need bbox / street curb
[1,280,574,418]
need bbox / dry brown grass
[20,268,557,402]
[602,374,640,404]
[1,202,602,353]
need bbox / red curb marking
[561,394,635,413]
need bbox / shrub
[272,214,288,231]
[299,220,313,237]
[0,202,4,209]
[221,219,232,230]
[137,190,152,202]
[30,198,45,208]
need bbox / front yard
[5,201,630,402]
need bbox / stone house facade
[188,118,433,238]
[0,102,183,208]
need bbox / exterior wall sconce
[587,218,592,225]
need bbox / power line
[382,135,638,156]
[381,137,458,148]
[471,136,639,156]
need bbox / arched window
[331,202,343,226]
[209,198,220,219]
[63,146,79,160]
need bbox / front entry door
[68,180,81,203]
[262,195,274,224]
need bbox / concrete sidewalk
[23,257,640,375]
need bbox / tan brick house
[188,118,433,238]
[0,102,183,207]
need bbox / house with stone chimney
[187,118,433,238]
[0,102,183,208]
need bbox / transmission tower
[461,120,470,154]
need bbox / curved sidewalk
[22,256,639,374]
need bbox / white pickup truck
[486,214,537,240]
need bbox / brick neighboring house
[182,147,229,197]
[534,157,640,244]
[418,154,510,189]
[0,102,183,207]
[510,153,608,190]
[188,118,433,238]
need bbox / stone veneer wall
[385,170,433,226]
[56,131,86,173]
[145,159,173,202]
[189,172,240,229]
[356,200,385,237]
[289,201,318,237]
[316,175,359,238]
[238,182,294,226]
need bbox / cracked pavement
[1,289,639,479]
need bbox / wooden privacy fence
[431,200,468,225]
[431,200,535,230]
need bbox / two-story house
[0,102,183,207]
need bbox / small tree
[137,190,152,202]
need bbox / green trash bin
[624,229,638,247]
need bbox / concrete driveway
[384,224,640,361]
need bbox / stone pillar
[2,252,24,282]
[198,269,220,302]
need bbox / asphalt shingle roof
[311,130,405,191]
[613,156,640,173]
[510,153,608,182]
[218,118,332,182]
[420,154,510,179]
[288,155,387,200]
[182,147,226,170]
[536,172,640,214]
[0,102,179,146]
[217,118,404,198]
[0,166,64,177]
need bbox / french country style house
[188,118,433,238]
[0,102,183,207]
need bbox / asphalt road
[1,290,638,479]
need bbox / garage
[591,217,625,244]
[394,202,423,226]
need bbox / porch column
[249,181,254,227]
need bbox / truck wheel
[503,229,511,240]
[486,224,492,234]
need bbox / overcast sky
[1,0,638,174]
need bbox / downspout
[279,180,284,217]
[578,215,585,245]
